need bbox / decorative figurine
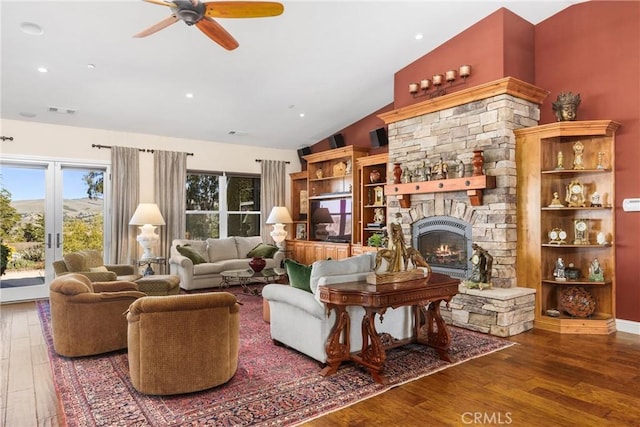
[373,208,385,224]
[548,192,565,208]
[423,163,432,181]
[457,160,465,178]
[589,258,604,281]
[552,91,581,122]
[572,141,585,170]
[596,231,607,245]
[556,151,564,170]
[345,159,352,174]
[591,191,602,207]
[596,152,605,170]
[466,244,493,289]
[554,257,567,281]
[432,157,448,180]
[401,167,411,183]
[316,169,323,179]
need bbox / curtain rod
[91,144,193,156]
[255,159,290,164]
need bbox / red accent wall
[535,1,640,322]
[310,1,640,322]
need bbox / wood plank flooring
[2,301,639,427]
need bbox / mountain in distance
[11,198,104,222]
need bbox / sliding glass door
[0,157,108,302]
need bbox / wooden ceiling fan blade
[204,1,284,18]
[196,17,239,50]
[134,15,180,38]
[142,0,177,7]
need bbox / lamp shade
[266,206,293,224]
[312,207,333,224]
[129,203,166,226]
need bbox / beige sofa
[169,236,284,291]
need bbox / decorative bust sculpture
[552,92,581,121]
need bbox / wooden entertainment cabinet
[286,145,369,265]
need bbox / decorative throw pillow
[89,266,109,272]
[284,258,312,293]
[177,244,206,265]
[247,243,279,259]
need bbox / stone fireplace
[379,78,546,336]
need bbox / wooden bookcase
[515,120,619,334]
[356,153,388,247]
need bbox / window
[185,172,260,239]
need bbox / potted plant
[367,233,387,248]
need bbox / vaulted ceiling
[1,1,580,151]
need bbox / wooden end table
[318,272,459,384]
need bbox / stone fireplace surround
[379,78,546,336]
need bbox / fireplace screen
[412,216,473,280]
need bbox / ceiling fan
[134,0,284,50]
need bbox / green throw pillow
[284,258,312,293]
[247,243,279,259]
[176,244,206,265]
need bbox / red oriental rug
[38,285,515,426]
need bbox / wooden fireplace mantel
[378,77,548,125]
[384,175,496,208]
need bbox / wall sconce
[409,65,472,99]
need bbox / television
[310,198,352,242]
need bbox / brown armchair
[49,273,146,357]
[127,292,240,395]
[52,250,141,282]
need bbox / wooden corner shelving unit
[515,120,619,335]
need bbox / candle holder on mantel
[409,65,472,99]
[472,150,485,176]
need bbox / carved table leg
[354,307,388,384]
[416,300,452,362]
[320,305,351,377]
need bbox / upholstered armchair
[126,292,240,395]
[49,273,146,357]
[52,250,141,282]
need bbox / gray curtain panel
[109,146,140,264]
[154,150,187,260]
[260,160,287,244]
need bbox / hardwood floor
[2,301,639,427]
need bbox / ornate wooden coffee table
[318,272,459,384]
[220,268,286,296]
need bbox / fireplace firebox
[412,216,472,280]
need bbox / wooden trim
[383,175,496,207]
[379,77,549,125]
[513,120,621,138]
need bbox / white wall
[0,119,300,205]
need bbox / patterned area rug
[38,285,515,426]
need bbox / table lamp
[312,207,333,241]
[266,206,293,249]
[129,203,165,260]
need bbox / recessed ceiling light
[19,112,37,118]
[185,93,194,98]
[415,33,423,40]
[20,22,43,36]
[87,64,96,69]
[37,67,48,73]
[299,113,305,118]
